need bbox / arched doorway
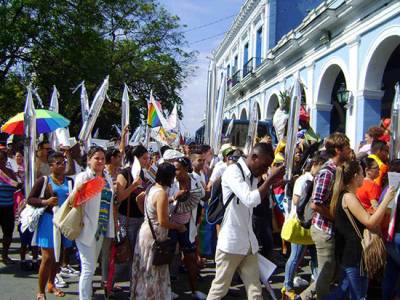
[256,102,261,119]
[231,113,236,119]
[240,108,247,120]
[266,94,279,120]
[361,33,400,140]
[316,63,348,136]
[381,44,400,117]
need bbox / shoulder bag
[343,203,386,278]
[20,176,48,233]
[146,194,175,266]
[53,185,84,241]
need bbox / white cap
[163,149,184,161]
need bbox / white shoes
[293,276,309,288]
[171,291,179,299]
[60,264,80,277]
[55,273,68,288]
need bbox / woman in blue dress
[28,152,74,300]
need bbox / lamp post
[337,83,353,110]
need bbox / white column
[346,35,360,149]
[264,1,270,53]
[306,62,314,107]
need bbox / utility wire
[189,31,227,45]
[183,14,235,33]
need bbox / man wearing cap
[206,146,235,193]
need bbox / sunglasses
[51,160,66,166]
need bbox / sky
[158,0,243,135]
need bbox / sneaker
[55,273,68,288]
[281,287,301,300]
[293,276,309,288]
[191,290,207,300]
[60,265,80,277]
[171,291,179,299]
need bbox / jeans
[253,215,274,259]
[301,225,335,300]
[382,233,400,299]
[325,266,368,300]
[101,237,112,282]
[119,215,143,254]
[76,237,103,300]
[284,243,318,290]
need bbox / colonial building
[207,0,400,148]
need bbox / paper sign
[388,172,400,189]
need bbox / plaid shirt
[311,159,336,235]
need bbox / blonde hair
[330,160,361,217]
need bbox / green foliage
[0,0,196,137]
[278,90,290,112]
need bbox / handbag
[281,213,314,245]
[20,176,48,233]
[343,205,386,278]
[53,191,84,240]
[146,198,175,266]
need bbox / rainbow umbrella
[1,109,70,135]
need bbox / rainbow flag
[147,101,162,127]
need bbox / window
[256,28,262,66]
[243,43,249,68]
[227,64,230,78]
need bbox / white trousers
[76,237,103,300]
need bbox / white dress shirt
[217,157,261,255]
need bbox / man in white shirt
[207,143,284,300]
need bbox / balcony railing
[231,69,241,87]
[255,56,264,68]
[243,58,254,78]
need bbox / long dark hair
[330,160,361,217]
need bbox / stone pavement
[1,229,382,300]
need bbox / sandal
[47,287,65,297]
[113,284,123,292]
[36,293,46,300]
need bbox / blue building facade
[209,0,400,148]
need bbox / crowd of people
[0,119,400,300]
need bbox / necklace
[51,175,64,186]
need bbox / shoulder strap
[40,176,48,198]
[222,162,246,210]
[66,177,74,194]
[342,197,363,240]
[126,168,133,229]
[144,187,158,242]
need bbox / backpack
[205,162,244,225]
[296,179,314,229]
[296,163,335,229]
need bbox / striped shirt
[0,180,17,207]
[311,160,336,235]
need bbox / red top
[356,179,382,210]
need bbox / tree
[0,0,196,137]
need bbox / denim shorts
[168,223,196,253]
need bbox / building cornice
[213,0,262,60]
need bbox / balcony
[231,69,241,87]
[243,58,254,78]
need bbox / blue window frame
[243,43,249,69]
[256,28,262,66]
